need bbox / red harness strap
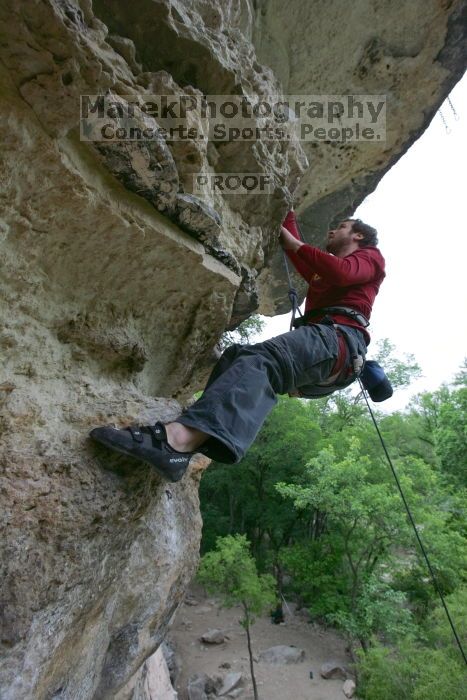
[330,330,349,378]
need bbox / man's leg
[90,324,342,478]
[164,423,207,453]
[165,342,249,452]
[166,323,341,463]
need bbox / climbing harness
[281,213,467,665]
[359,381,467,667]
[293,306,370,329]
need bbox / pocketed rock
[259,645,305,664]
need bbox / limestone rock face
[114,646,177,700]
[0,1,465,699]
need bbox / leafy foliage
[357,641,466,700]
[200,397,323,568]
[372,338,422,389]
[198,534,276,619]
[434,384,467,486]
[198,535,276,700]
[276,438,417,644]
[357,588,467,700]
[218,315,266,351]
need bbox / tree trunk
[228,491,235,533]
[243,602,259,700]
[359,636,369,652]
[275,560,283,600]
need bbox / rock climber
[90,210,386,482]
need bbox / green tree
[218,314,265,350]
[408,373,467,487]
[357,640,466,700]
[371,338,422,390]
[276,438,416,648]
[434,384,467,486]
[453,357,467,385]
[198,535,276,700]
[357,588,467,699]
[200,396,323,577]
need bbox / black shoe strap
[146,423,166,447]
[128,426,144,443]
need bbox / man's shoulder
[353,245,383,255]
[353,246,385,264]
[350,246,386,280]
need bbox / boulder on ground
[227,690,243,699]
[200,628,226,644]
[259,645,305,664]
[295,607,312,622]
[219,671,243,696]
[343,678,356,697]
[184,595,199,606]
[187,673,213,700]
[161,639,180,685]
[320,661,348,680]
[195,605,215,615]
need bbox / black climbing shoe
[90,422,192,482]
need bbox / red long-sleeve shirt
[283,211,386,344]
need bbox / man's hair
[347,218,378,247]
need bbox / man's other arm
[295,245,382,286]
[280,211,312,281]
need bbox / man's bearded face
[326,220,357,254]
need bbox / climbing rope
[438,94,460,134]
[447,95,460,121]
[281,249,303,331]
[358,379,467,666]
[438,107,451,134]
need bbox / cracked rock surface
[0,1,465,698]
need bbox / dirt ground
[170,585,355,700]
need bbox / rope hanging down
[438,94,460,135]
[358,380,467,666]
[282,249,303,331]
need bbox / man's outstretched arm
[280,211,312,280]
